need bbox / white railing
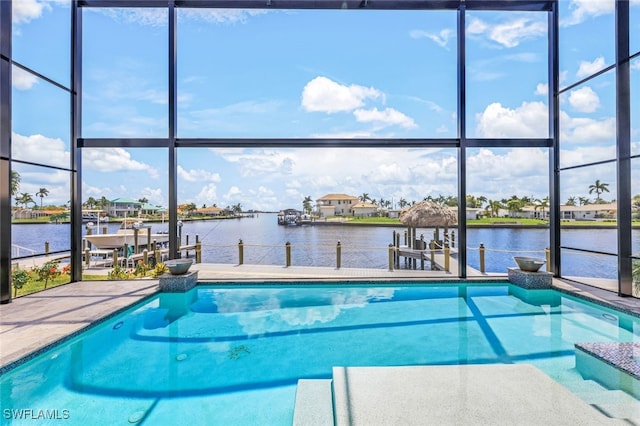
[11,244,36,258]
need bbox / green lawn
[341,216,640,227]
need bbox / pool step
[558,371,640,421]
[292,379,334,426]
[294,365,621,426]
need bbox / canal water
[10,213,630,278]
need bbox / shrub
[133,259,150,277]
[32,260,61,289]
[107,264,132,280]
[152,262,169,278]
[11,268,30,297]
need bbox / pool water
[2,282,640,424]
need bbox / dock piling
[238,239,244,265]
[444,245,450,272]
[545,247,550,272]
[479,243,486,273]
[336,241,342,269]
[285,242,291,267]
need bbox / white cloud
[560,70,569,84]
[466,17,546,48]
[83,148,158,178]
[13,0,49,24]
[12,66,38,90]
[474,101,549,138]
[179,9,268,24]
[309,130,377,139]
[561,0,614,27]
[223,186,242,203]
[535,83,548,96]
[215,149,295,178]
[301,76,383,113]
[177,166,221,183]
[466,148,548,198]
[568,86,600,113]
[576,56,606,79]
[12,132,69,168]
[410,28,453,49]
[92,6,268,27]
[560,145,616,168]
[139,187,164,206]
[353,108,417,129]
[436,125,448,133]
[476,98,614,146]
[560,112,616,143]
[196,183,218,205]
[466,18,488,36]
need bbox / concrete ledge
[576,342,640,399]
[332,365,615,425]
[158,270,198,292]
[508,267,553,289]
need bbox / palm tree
[534,196,550,219]
[359,193,371,203]
[84,196,97,209]
[506,199,523,217]
[486,200,503,218]
[232,203,243,214]
[588,179,610,203]
[565,196,577,206]
[302,196,313,214]
[398,198,408,209]
[138,197,149,204]
[35,187,49,209]
[10,170,20,196]
[466,195,479,208]
[183,203,197,216]
[16,192,34,209]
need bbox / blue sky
[9,0,640,212]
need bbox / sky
[9,0,640,212]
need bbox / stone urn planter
[164,259,193,275]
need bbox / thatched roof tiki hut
[399,201,458,249]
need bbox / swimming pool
[2,282,640,424]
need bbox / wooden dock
[395,245,458,272]
[12,244,199,271]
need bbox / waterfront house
[387,209,403,219]
[197,206,223,216]
[560,202,617,221]
[108,198,141,218]
[315,194,359,217]
[140,203,166,216]
[507,206,550,220]
[352,202,378,217]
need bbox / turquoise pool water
[2,282,640,424]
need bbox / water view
[11,214,626,278]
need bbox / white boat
[84,219,169,250]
